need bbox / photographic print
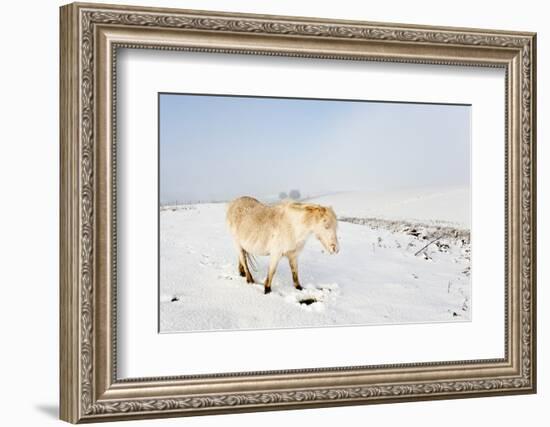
[159,94,471,333]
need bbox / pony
[226,196,339,294]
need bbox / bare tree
[289,189,301,200]
[278,192,288,200]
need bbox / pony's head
[306,205,339,254]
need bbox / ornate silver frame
[60,2,537,423]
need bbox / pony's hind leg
[264,253,282,294]
[238,262,246,277]
[238,248,254,284]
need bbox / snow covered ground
[307,186,470,228]
[160,187,471,333]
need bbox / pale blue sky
[159,94,470,204]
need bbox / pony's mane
[287,201,320,209]
[285,202,330,216]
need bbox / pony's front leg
[287,252,303,291]
[264,253,281,294]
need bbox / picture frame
[59,2,537,423]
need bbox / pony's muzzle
[330,244,339,254]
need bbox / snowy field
[159,187,471,333]
[307,186,470,228]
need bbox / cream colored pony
[226,196,339,294]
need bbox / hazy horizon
[159,94,470,205]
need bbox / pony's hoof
[295,285,303,291]
[246,276,254,284]
[264,287,272,295]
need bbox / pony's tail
[244,250,258,272]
